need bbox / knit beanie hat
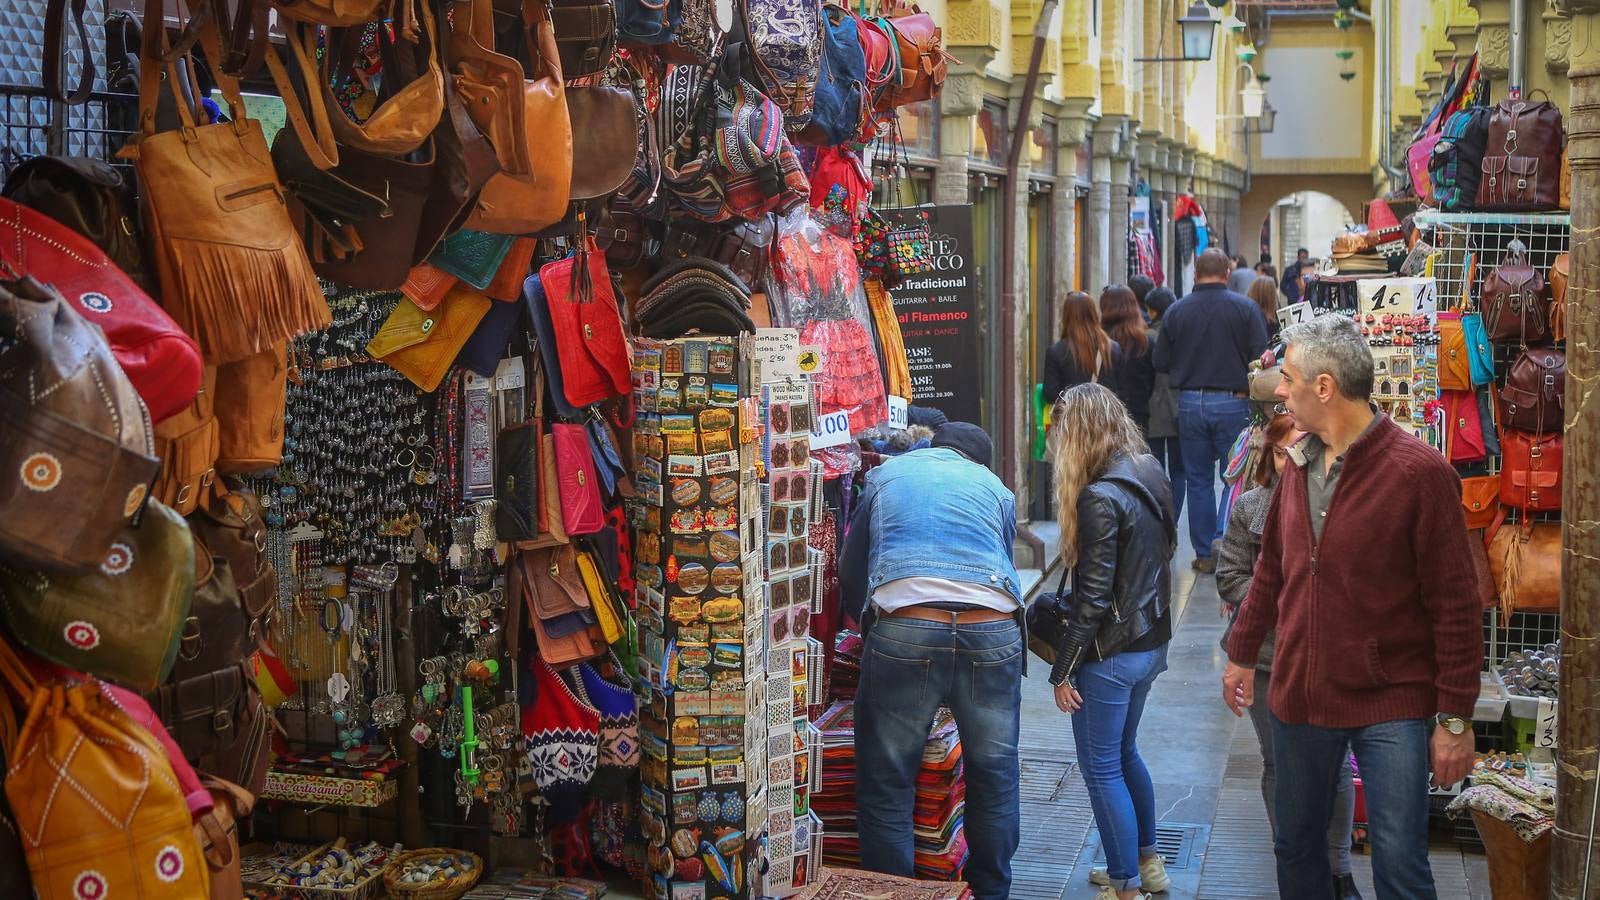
[930,422,993,468]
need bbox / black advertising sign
[883,205,982,426]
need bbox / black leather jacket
[1049,453,1177,686]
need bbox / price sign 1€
[1357,277,1439,322]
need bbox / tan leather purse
[367,285,492,391]
[1487,512,1560,616]
[214,343,289,475]
[1460,474,1499,531]
[153,366,220,517]
[120,0,328,364]
[452,0,572,234]
[195,776,254,900]
[1549,251,1570,342]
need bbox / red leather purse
[0,197,200,422]
[537,246,632,408]
[1443,389,1487,465]
[1500,428,1562,513]
[552,422,605,535]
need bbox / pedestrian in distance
[1280,247,1311,302]
[1216,411,1363,900]
[1047,383,1177,900]
[1248,274,1283,343]
[1142,287,1184,519]
[840,422,1024,900]
[1228,254,1256,295]
[1100,284,1155,434]
[1222,314,1481,900]
[1152,247,1268,572]
[1044,290,1122,407]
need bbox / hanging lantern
[1241,80,1265,118]
[1177,3,1220,62]
[1339,70,1357,82]
[1335,49,1354,61]
[1236,45,1257,63]
[1333,10,1353,30]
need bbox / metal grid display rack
[1413,210,1568,666]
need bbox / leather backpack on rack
[175,483,277,679]
[118,0,329,365]
[0,636,212,899]
[0,274,159,573]
[147,663,272,796]
[1482,246,1550,345]
[2,156,155,292]
[1500,428,1562,513]
[1476,97,1564,211]
[662,214,775,292]
[871,0,951,110]
[1501,347,1565,433]
[0,196,202,424]
[1487,511,1560,615]
[551,0,619,77]
[1427,105,1491,212]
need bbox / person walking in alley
[1216,412,1363,900]
[1047,383,1177,900]
[1100,284,1155,433]
[1247,274,1283,343]
[1152,247,1268,572]
[840,422,1023,900]
[1280,247,1311,302]
[1228,254,1256,295]
[1044,291,1122,405]
[1142,288,1184,519]
[1221,315,1481,900]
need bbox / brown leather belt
[883,604,1014,624]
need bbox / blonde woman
[1048,383,1177,900]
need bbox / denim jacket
[840,447,1020,622]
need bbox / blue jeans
[1071,644,1169,892]
[1176,391,1250,558]
[1248,671,1355,875]
[1148,436,1186,520]
[855,614,1023,900]
[1271,715,1436,899]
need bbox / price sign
[810,410,853,450]
[1357,277,1439,321]
[1536,697,1559,749]
[887,396,909,430]
[752,328,802,379]
[1276,301,1312,330]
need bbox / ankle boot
[1333,873,1363,900]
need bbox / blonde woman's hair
[1052,382,1148,568]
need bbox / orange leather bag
[215,343,289,475]
[1460,474,1499,531]
[1549,252,1570,342]
[195,776,253,900]
[0,636,211,898]
[153,366,221,516]
[451,0,572,234]
[1487,511,1560,616]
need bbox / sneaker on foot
[1191,556,1216,574]
[1091,887,1153,900]
[1088,856,1170,893]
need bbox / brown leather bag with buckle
[174,483,277,680]
[1482,247,1550,345]
[416,79,501,260]
[1476,98,1564,211]
[1500,428,1563,514]
[1501,347,1565,433]
[119,0,329,364]
[195,775,254,900]
[147,663,272,796]
[876,2,952,109]
[550,0,617,78]
[510,546,602,667]
[0,274,159,572]
[1460,474,1499,531]
[153,366,220,517]
[453,0,572,234]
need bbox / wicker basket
[381,848,484,900]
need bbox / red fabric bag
[0,198,201,423]
[552,422,606,535]
[537,246,631,408]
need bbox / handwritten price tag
[1357,277,1439,321]
[1536,697,1559,749]
[810,410,852,450]
[1276,301,1312,330]
[887,396,909,430]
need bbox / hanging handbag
[214,343,289,474]
[119,1,328,364]
[486,238,538,302]
[510,546,603,667]
[553,422,607,535]
[1460,474,1499,531]
[367,285,494,392]
[1461,308,1495,386]
[497,419,543,542]
[431,228,518,290]
[575,550,626,644]
[539,247,633,407]
[453,0,572,235]
[798,5,868,146]
[551,0,618,77]
[1549,251,1570,342]
[1437,309,1472,392]
[1500,429,1563,514]
[661,214,775,292]
[402,263,459,311]
[417,80,501,260]
[1442,388,1487,465]
[567,85,641,200]
[179,483,277,676]
[152,367,220,517]
[0,275,159,573]
[744,0,823,130]
[1476,97,1564,211]
[525,274,586,419]
[1487,511,1560,615]
[0,637,211,899]
[195,775,254,900]
[1482,246,1550,345]
[456,295,525,376]
[1,156,154,292]
[1501,347,1565,434]
[148,663,271,796]
[0,196,201,424]
[872,2,950,109]
[299,8,445,159]
[0,497,193,690]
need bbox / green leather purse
[0,498,194,690]
[428,228,517,290]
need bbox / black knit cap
[930,422,993,468]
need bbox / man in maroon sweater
[1221,314,1481,900]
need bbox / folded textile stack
[814,702,969,881]
[796,866,973,900]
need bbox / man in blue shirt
[841,422,1022,900]
[1154,248,1269,572]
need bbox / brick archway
[1240,173,1377,259]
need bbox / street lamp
[1258,100,1277,133]
[1135,3,1218,63]
[1240,79,1265,118]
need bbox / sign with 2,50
[1358,277,1439,322]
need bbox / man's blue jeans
[1270,715,1437,900]
[1071,644,1168,892]
[1148,436,1186,520]
[855,615,1023,900]
[1177,390,1251,559]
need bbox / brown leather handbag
[315,8,444,157]
[416,81,500,260]
[0,275,159,573]
[195,775,254,900]
[1,155,153,292]
[176,484,277,679]
[120,0,328,364]
[1500,429,1563,514]
[1477,98,1564,211]
[1482,248,1550,345]
[510,545,603,667]
[551,0,618,77]
[1501,347,1565,434]
[453,0,572,234]
[1549,252,1570,341]
[1460,474,1499,531]
[153,366,221,517]
[148,663,271,796]
[215,343,289,474]
[876,2,951,109]
[1487,512,1560,615]
[567,85,640,200]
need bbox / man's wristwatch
[1435,713,1469,735]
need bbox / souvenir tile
[710,690,744,716]
[669,477,703,508]
[637,532,662,565]
[672,767,708,793]
[640,584,665,616]
[673,791,699,824]
[679,624,710,644]
[766,646,790,675]
[739,395,762,444]
[708,342,735,375]
[791,647,807,679]
[789,402,811,433]
[747,788,767,835]
[709,529,740,563]
[710,623,743,642]
[791,572,812,608]
[772,475,790,503]
[670,881,705,900]
[768,540,788,573]
[786,538,807,568]
[657,379,683,412]
[635,432,664,460]
[638,609,664,635]
[678,644,712,669]
[661,413,696,433]
[675,667,710,691]
[685,376,709,407]
[635,340,664,370]
[699,408,734,431]
[793,680,807,713]
[767,504,789,535]
[675,745,708,765]
[703,505,737,531]
[671,715,700,746]
[684,341,710,374]
[709,669,743,692]
[665,431,699,456]
[643,783,668,816]
[788,505,808,538]
[662,343,685,376]
[710,383,739,406]
[713,641,743,668]
[704,450,738,474]
[794,751,809,787]
[676,691,711,716]
[769,438,790,470]
[644,630,666,662]
[701,428,733,454]
[766,732,791,762]
[667,455,703,477]
[793,856,809,888]
[769,608,791,644]
[669,507,704,533]
[767,856,794,893]
[767,798,794,836]
[769,402,790,435]
[701,595,742,623]
[669,595,703,625]
[789,435,809,460]
[712,563,741,596]
[707,475,738,506]
[769,576,791,611]
[790,605,810,637]
[638,478,664,508]
[672,534,708,559]
[795,784,810,817]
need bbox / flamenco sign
[883,205,982,426]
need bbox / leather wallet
[428,228,516,289]
[367,285,492,391]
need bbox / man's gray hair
[1281,313,1374,400]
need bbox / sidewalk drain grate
[1091,822,1209,870]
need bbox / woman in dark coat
[1043,291,1121,406]
[1099,284,1154,433]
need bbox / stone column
[1053,110,1093,299]
[934,73,984,205]
[1087,117,1126,292]
[1109,153,1133,284]
[1553,8,1600,897]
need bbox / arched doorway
[1240,172,1374,270]
[1255,190,1358,274]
